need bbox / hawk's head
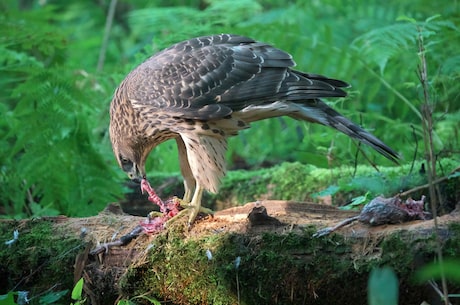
[110,136,147,183]
[117,148,145,183]
[109,91,149,183]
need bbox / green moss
[119,216,460,305]
[444,223,460,258]
[378,235,418,274]
[270,163,319,200]
[120,225,238,304]
[215,166,273,204]
[0,220,84,298]
[214,162,321,205]
[120,223,370,305]
[145,158,458,213]
[229,230,355,303]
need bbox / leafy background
[0,0,458,218]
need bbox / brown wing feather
[125,34,347,120]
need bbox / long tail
[235,69,399,162]
[289,99,399,163]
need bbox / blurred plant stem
[416,22,449,305]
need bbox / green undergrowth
[212,157,458,209]
[0,220,84,303]
[2,1,458,221]
[119,220,460,305]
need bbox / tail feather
[233,68,399,163]
[289,100,399,163]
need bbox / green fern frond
[352,23,418,74]
[0,6,122,218]
[352,16,457,74]
[206,0,262,27]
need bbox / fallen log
[1,201,459,305]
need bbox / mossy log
[1,201,459,305]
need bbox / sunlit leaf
[312,185,340,198]
[71,278,84,301]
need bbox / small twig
[351,114,365,178]
[28,283,61,302]
[354,141,380,173]
[435,156,446,215]
[90,225,144,256]
[352,113,380,175]
[234,257,241,305]
[236,271,240,305]
[409,124,418,175]
[22,179,34,216]
[428,280,453,305]
[97,0,118,71]
[358,59,422,120]
[313,216,360,237]
[398,169,458,197]
[352,141,360,178]
[327,139,334,167]
[416,23,449,305]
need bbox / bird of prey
[109,34,398,226]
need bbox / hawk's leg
[177,135,220,225]
[165,185,213,228]
[176,137,195,203]
[183,186,193,203]
[187,184,205,226]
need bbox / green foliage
[368,267,399,305]
[127,0,263,48]
[0,279,71,305]
[0,0,458,219]
[127,295,161,305]
[339,192,371,210]
[0,4,121,217]
[71,278,85,305]
[414,257,460,302]
[39,290,69,304]
[0,292,16,305]
[415,259,460,283]
[116,294,162,305]
[352,15,455,75]
[310,160,431,208]
[128,0,460,172]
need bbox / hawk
[109,34,398,225]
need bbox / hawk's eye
[119,155,133,170]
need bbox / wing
[125,34,348,120]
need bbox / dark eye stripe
[121,161,133,172]
[119,155,133,171]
